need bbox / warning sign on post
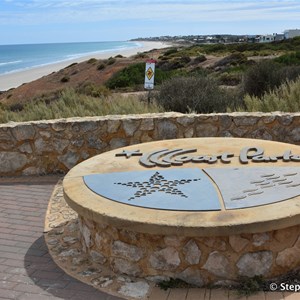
[144,60,156,90]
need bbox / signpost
[144,59,156,103]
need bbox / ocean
[0,41,141,75]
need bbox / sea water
[0,41,141,75]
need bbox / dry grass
[0,88,163,123]
[243,77,300,112]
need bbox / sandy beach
[0,41,169,91]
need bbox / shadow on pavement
[25,235,122,300]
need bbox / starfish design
[114,171,201,201]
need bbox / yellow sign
[144,61,155,90]
[146,67,154,81]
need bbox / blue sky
[1,0,300,45]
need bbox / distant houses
[284,29,300,39]
[133,29,300,45]
[257,29,300,43]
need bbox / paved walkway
[0,176,298,300]
[0,176,121,300]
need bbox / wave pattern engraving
[205,167,300,209]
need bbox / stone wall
[78,216,300,286]
[1,112,300,176]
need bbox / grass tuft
[0,88,163,123]
[243,76,300,112]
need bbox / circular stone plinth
[64,138,300,236]
[63,138,300,284]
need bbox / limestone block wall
[1,112,300,176]
[78,216,300,286]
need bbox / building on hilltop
[258,34,275,43]
[284,29,300,39]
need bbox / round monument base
[77,216,300,286]
[64,138,300,286]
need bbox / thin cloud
[1,1,300,25]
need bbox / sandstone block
[164,236,183,247]
[233,116,259,126]
[111,258,141,276]
[107,120,121,133]
[79,121,98,132]
[11,125,35,140]
[109,138,127,149]
[118,281,149,299]
[178,267,204,287]
[90,250,107,264]
[253,233,270,247]
[122,119,140,136]
[140,118,154,131]
[229,235,249,253]
[112,241,143,262]
[184,127,194,138]
[203,251,230,278]
[276,236,300,269]
[237,251,273,277]
[52,122,67,131]
[53,138,69,153]
[195,123,218,137]
[156,120,177,140]
[0,152,27,173]
[183,240,201,265]
[149,247,180,271]
[176,116,195,127]
[19,142,33,154]
[58,151,79,169]
[203,237,227,251]
[87,137,106,150]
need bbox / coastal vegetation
[0,89,162,123]
[1,37,300,123]
[242,77,300,112]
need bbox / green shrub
[65,62,78,69]
[214,53,247,68]
[218,72,242,85]
[76,82,111,97]
[242,60,300,97]
[106,63,145,89]
[274,51,300,65]
[60,76,70,83]
[105,62,173,90]
[277,65,300,82]
[180,56,191,64]
[163,48,178,56]
[192,55,207,64]
[97,63,106,70]
[87,58,97,64]
[107,57,116,65]
[134,52,149,59]
[115,54,124,58]
[243,77,300,112]
[242,60,282,97]
[237,276,265,296]
[157,76,234,113]
[157,59,184,71]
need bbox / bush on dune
[242,60,300,97]
[157,76,237,113]
[243,77,300,112]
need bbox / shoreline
[0,41,169,91]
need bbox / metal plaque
[205,166,300,209]
[84,168,221,211]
